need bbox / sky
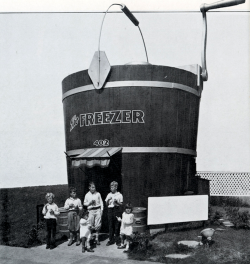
[0,0,249,188]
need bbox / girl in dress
[79,210,94,253]
[116,203,134,252]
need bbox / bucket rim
[58,207,69,212]
[132,207,147,212]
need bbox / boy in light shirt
[42,192,60,250]
[105,181,123,246]
[84,182,103,245]
[64,187,83,246]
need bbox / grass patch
[127,224,250,263]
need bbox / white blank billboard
[148,195,208,225]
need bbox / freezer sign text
[80,110,145,127]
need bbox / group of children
[42,181,134,253]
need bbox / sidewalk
[0,237,161,264]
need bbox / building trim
[62,81,200,101]
[66,147,197,157]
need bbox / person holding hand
[42,193,60,250]
[64,187,83,246]
[83,182,103,245]
[105,181,123,246]
[79,210,95,253]
[117,203,134,252]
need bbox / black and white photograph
[0,0,249,263]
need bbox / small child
[79,210,94,253]
[42,193,60,250]
[64,187,83,246]
[83,182,103,245]
[105,181,123,246]
[117,203,134,252]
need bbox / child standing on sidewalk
[83,182,103,245]
[79,210,94,253]
[64,187,83,246]
[105,181,123,246]
[42,193,60,250]
[117,203,134,253]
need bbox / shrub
[210,196,250,207]
[224,206,250,229]
[37,222,47,243]
[130,231,152,252]
[223,197,241,207]
[26,221,46,246]
[209,208,224,225]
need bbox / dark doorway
[77,152,122,233]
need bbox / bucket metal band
[66,147,197,157]
[62,81,201,101]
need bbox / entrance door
[79,152,122,232]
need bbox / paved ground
[0,236,161,264]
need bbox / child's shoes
[118,244,126,249]
[106,240,114,246]
[86,248,94,252]
[76,234,81,246]
[68,233,74,246]
[123,244,130,253]
[115,236,121,245]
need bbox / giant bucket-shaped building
[62,64,205,216]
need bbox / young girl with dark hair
[117,203,134,252]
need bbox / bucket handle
[98,4,148,63]
[200,0,245,81]
[89,4,149,89]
